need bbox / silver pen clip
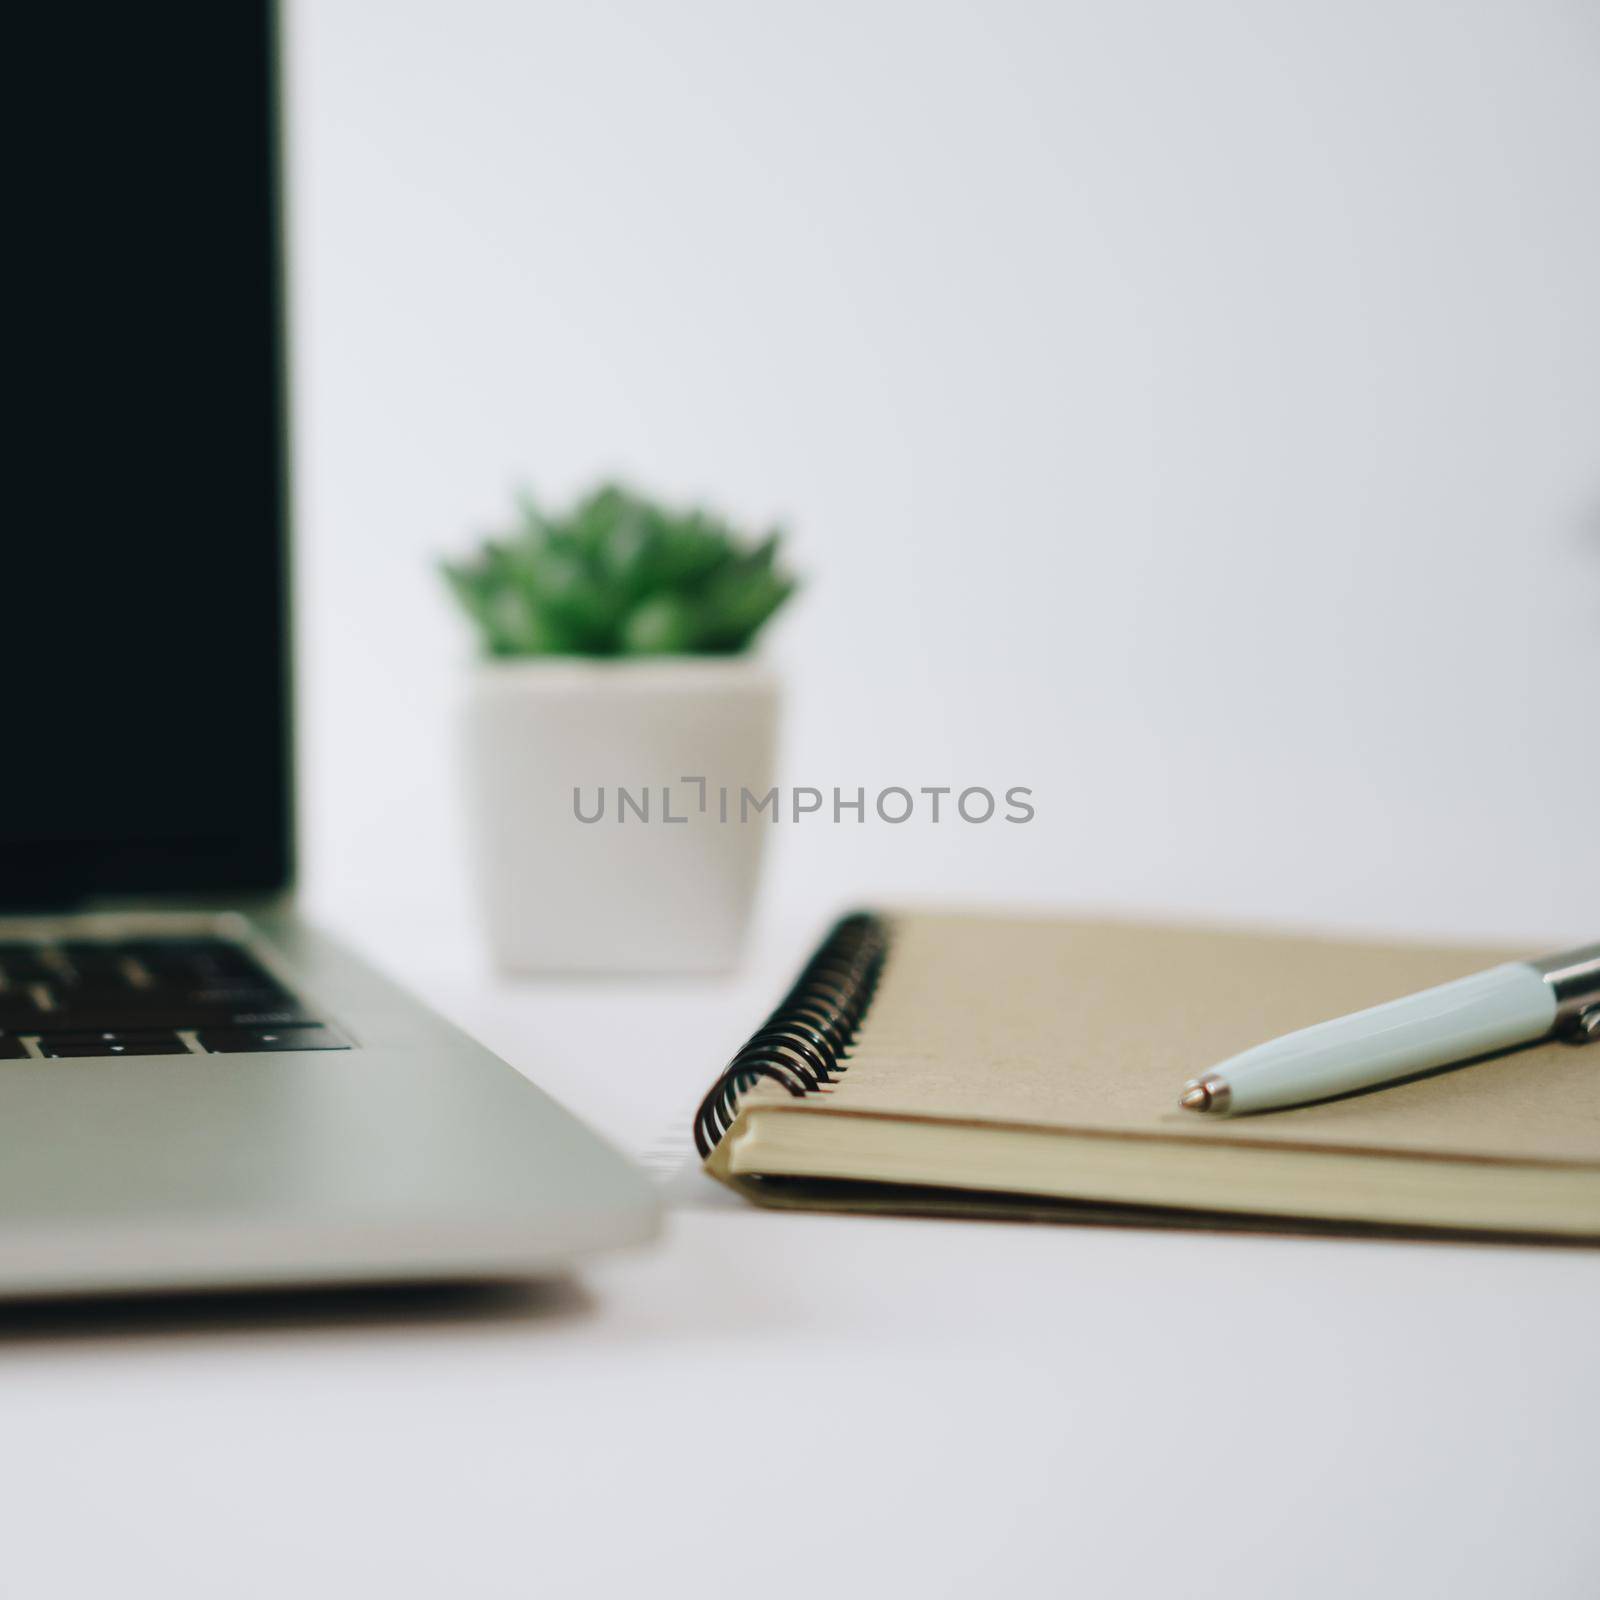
[1528,944,1600,1041]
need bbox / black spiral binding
[693,911,890,1158]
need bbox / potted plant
[443,483,797,974]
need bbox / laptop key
[57,943,135,982]
[122,941,276,984]
[36,1030,191,1058]
[0,946,57,986]
[25,1004,315,1032]
[0,994,47,1028]
[198,1025,348,1053]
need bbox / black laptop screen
[4,4,291,907]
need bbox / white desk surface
[2,904,1595,1600]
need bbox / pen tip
[1179,1074,1231,1114]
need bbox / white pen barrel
[1221,962,1558,1114]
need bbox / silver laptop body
[0,907,660,1298]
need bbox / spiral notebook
[694,912,1600,1239]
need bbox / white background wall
[284,0,1599,961]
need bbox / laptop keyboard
[0,938,348,1059]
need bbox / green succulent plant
[442,482,799,657]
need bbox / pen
[1179,942,1600,1116]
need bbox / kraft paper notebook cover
[694,913,1600,1238]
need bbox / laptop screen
[4,4,291,908]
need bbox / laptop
[1,3,660,1297]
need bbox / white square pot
[460,657,780,974]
